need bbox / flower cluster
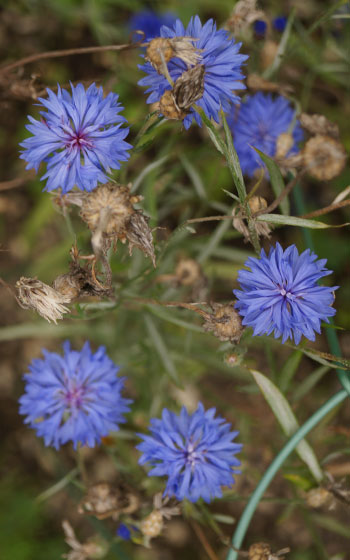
[19,341,132,449]
[137,403,242,503]
[20,83,131,193]
[138,16,248,128]
[228,92,303,177]
[234,243,337,344]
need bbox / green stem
[226,389,348,560]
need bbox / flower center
[64,384,86,409]
[184,441,201,466]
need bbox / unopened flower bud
[16,277,71,323]
[140,510,164,538]
[303,135,346,180]
[203,303,244,343]
[146,37,202,75]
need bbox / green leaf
[250,369,323,482]
[252,147,289,215]
[257,214,334,229]
[279,350,303,393]
[221,111,246,202]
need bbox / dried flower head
[157,65,206,120]
[126,211,156,267]
[227,0,266,35]
[158,89,188,121]
[299,113,339,139]
[141,510,164,538]
[81,183,140,237]
[16,276,71,323]
[203,302,244,343]
[233,197,272,241]
[275,133,295,159]
[139,16,248,129]
[78,481,139,520]
[305,487,333,509]
[146,36,202,74]
[62,520,108,560]
[175,258,203,286]
[303,135,346,180]
[248,542,290,560]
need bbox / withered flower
[62,520,108,560]
[140,493,180,539]
[159,89,188,121]
[146,37,202,75]
[203,302,244,343]
[158,64,205,121]
[16,277,71,323]
[248,542,290,560]
[125,211,156,267]
[175,258,203,287]
[226,0,266,35]
[303,135,346,181]
[300,113,339,139]
[78,481,139,520]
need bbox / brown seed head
[16,277,71,323]
[53,273,81,300]
[305,487,332,509]
[140,510,164,538]
[80,184,138,237]
[203,303,244,343]
[78,482,139,520]
[303,135,346,180]
[146,37,202,74]
[159,89,188,120]
[173,64,205,111]
[175,258,202,286]
[248,542,272,560]
[300,113,339,139]
[227,0,266,34]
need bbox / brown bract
[233,196,272,241]
[203,302,244,343]
[15,276,71,323]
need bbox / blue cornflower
[138,16,248,129]
[129,10,177,41]
[228,92,303,177]
[254,20,267,36]
[116,524,131,540]
[19,341,132,449]
[137,403,242,503]
[234,243,338,345]
[273,16,287,33]
[20,83,132,193]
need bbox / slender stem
[76,445,88,487]
[226,389,348,560]
[0,42,141,74]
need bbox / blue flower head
[116,524,131,540]
[129,10,177,41]
[20,83,132,193]
[138,16,248,129]
[137,403,242,503]
[234,243,338,345]
[273,16,287,33]
[228,92,303,177]
[19,341,132,449]
[254,20,267,36]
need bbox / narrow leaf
[253,147,289,215]
[144,314,180,385]
[221,111,246,202]
[250,369,323,482]
[257,213,332,229]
